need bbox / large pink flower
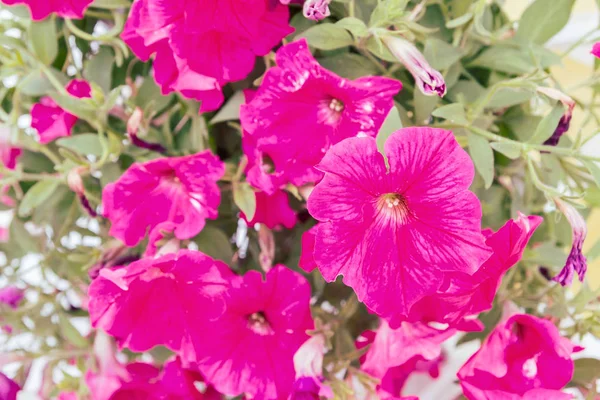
[242,190,297,229]
[240,39,402,194]
[306,127,491,326]
[0,372,19,400]
[122,0,292,112]
[102,151,224,247]
[31,79,91,144]
[358,320,453,398]
[159,357,222,400]
[407,213,543,326]
[88,250,234,354]
[457,314,580,400]
[1,0,92,20]
[194,265,313,399]
[87,362,160,400]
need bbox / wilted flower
[194,265,313,399]
[382,35,446,97]
[102,151,224,247]
[552,198,588,286]
[457,314,580,400]
[1,0,93,20]
[537,87,576,146]
[303,0,331,21]
[31,79,92,144]
[307,127,491,326]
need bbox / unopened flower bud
[536,87,576,146]
[552,198,587,286]
[303,0,331,21]
[127,107,166,153]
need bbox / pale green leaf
[376,106,403,154]
[18,180,61,218]
[210,91,245,124]
[582,160,600,188]
[91,0,131,8]
[490,142,522,159]
[446,12,473,28]
[318,53,377,79]
[58,315,88,348]
[336,17,368,39]
[17,68,67,96]
[29,17,58,65]
[49,92,98,125]
[300,24,353,50]
[233,182,256,221]
[56,134,103,157]
[468,133,494,188]
[432,103,468,125]
[84,47,114,94]
[527,103,564,144]
[423,38,464,70]
[486,88,534,109]
[516,0,575,44]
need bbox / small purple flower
[0,286,24,309]
[303,0,331,21]
[383,35,446,97]
[553,198,588,286]
[537,87,575,147]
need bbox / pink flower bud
[552,198,588,286]
[294,334,326,378]
[303,0,331,21]
[67,168,85,196]
[383,35,446,97]
[592,42,600,58]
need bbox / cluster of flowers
[0,0,596,399]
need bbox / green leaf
[376,106,403,154]
[58,315,88,349]
[299,24,354,50]
[135,78,172,112]
[18,180,61,218]
[84,47,114,94]
[414,90,439,124]
[233,182,256,221]
[423,38,463,70]
[91,0,131,8]
[318,53,378,80]
[369,0,408,27]
[582,160,600,188]
[210,91,245,124]
[516,0,575,44]
[17,68,67,96]
[468,133,494,188]
[366,36,398,62]
[336,17,369,39]
[571,358,600,387]
[49,92,98,125]
[446,12,473,28]
[56,134,104,157]
[486,88,534,109]
[432,103,468,125]
[194,225,234,264]
[29,17,58,65]
[527,103,564,144]
[490,142,522,160]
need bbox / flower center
[329,98,344,113]
[247,311,274,336]
[318,97,345,125]
[376,193,411,224]
[260,154,276,175]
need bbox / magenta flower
[158,357,222,399]
[407,213,543,326]
[457,314,580,400]
[194,265,313,399]
[31,79,91,144]
[87,362,160,400]
[306,127,491,326]
[0,286,24,309]
[383,36,446,97]
[552,199,588,286]
[358,320,453,397]
[0,372,19,400]
[291,334,332,400]
[240,39,402,194]
[1,0,92,20]
[88,250,234,354]
[303,0,331,21]
[299,226,318,273]
[0,126,21,170]
[592,42,600,58]
[122,0,292,112]
[242,190,297,229]
[102,151,224,247]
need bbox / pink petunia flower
[358,320,453,398]
[407,213,543,326]
[0,0,92,20]
[0,286,24,309]
[240,39,402,194]
[31,79,91,144]
[88,250,234,354]
[291,334,333,400]
[306,127,491,327]
[158,357,223,399]
[194,265,313,399]
[552,199,588,286]
[592,42,600,58]
[457,314,580,400]
[242,190,297,229]
[102,151,224,247]
[122,0,292,112]
[87,362,160,400]
[383,36,446,97]
[0,372,19,400]
[299,226,318,273]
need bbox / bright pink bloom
[299,226,318,273]
[0,0,92,20]
[0,286,24,309]
[102,151,224,247]
[457,314,580,400]
[122,0,292,112]
[242,190,297,229]
[307,127,491,326]
[88,250,234,353]
[408,213,543,326]
[552,199,587,286]
[358,320,453,398]
[159,357,222,399]
[87,362,160,400]
[592,42,600,58]
[194,265,313,399]
[240,39,402,194]
[0,126,21,170]
[0,372,19,400]
[31,79,91,144]
[144,221,176,257]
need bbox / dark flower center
[247,311,274,335]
